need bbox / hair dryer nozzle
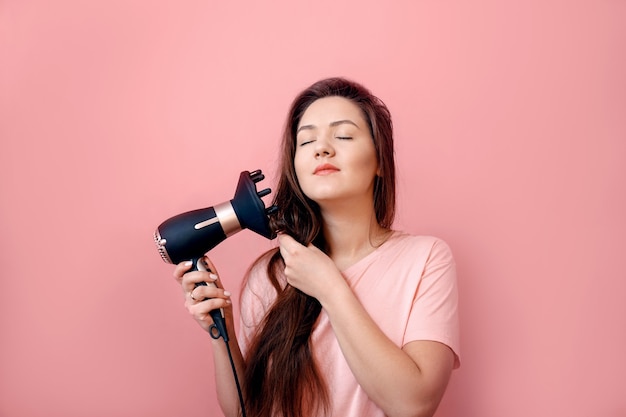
[231,170,276,240]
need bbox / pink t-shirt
[239,231,460,416]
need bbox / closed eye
[336,136,352,140]
[299,140,314,146]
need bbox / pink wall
[1,1,625,416]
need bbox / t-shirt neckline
[340,230,400,275]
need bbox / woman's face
[294,96,379,206]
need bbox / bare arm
[174,259,245,417]
[322,283,455,417]
[278,234,455,417]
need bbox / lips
[314,163,340,175]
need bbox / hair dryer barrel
[153,170,276,265]
[154,205,227,264]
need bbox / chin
[307,193,340,204]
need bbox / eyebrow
[296,119,360,133]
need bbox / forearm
[210,322,246,417]
[320,284,449,417]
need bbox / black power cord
[193,259,247,417]
[208,312,247,417]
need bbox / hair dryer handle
[190,257,229,342]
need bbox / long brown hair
[242,77,396,417]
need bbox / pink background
[1,1,625,416]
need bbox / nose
[314,136,335,158]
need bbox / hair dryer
[153,169,277,340]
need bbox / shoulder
[387,231,455,264]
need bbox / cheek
[293,153,307,184]
[354,148,379,177]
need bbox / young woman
[174,77,460,417]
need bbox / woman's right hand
[173,257,233,333]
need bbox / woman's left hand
[277,233,345,301]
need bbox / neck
[319,200,391,270]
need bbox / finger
[200,257,227,289]
[189,282,229,303]
[173,261,193,282]
[201,255,219,275]
[278,233,303,259]
[181,270,218,295]
[188,294,232,321]
[277,233,298,248]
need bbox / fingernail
[223,291,231,297]
[184,261,192,266]
[209,273,218,280]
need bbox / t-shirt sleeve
[404,238,461,368]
